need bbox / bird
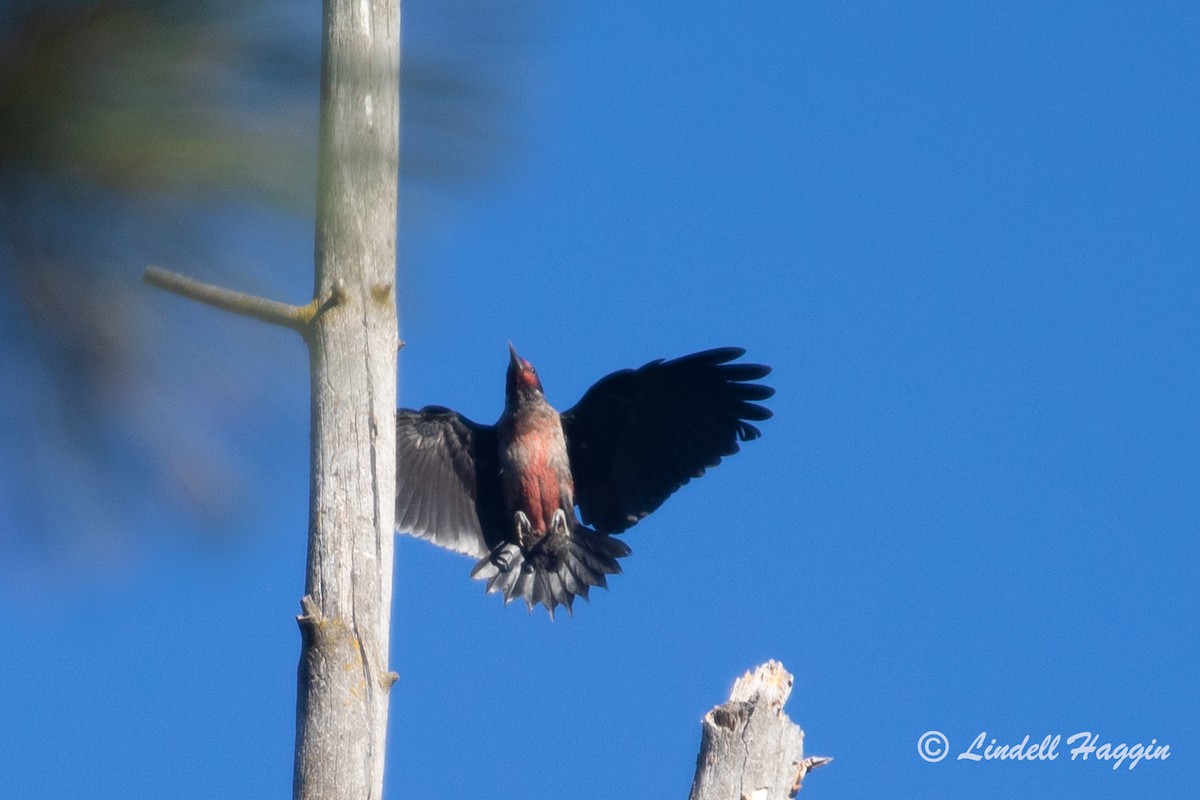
[395,344,773,617]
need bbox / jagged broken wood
[689,661,831,800]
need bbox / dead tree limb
[144,1,401,798]
[143,266,334,333]
[292,1,400,799]
[689,661,831,800]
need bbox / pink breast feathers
[513,432,564,535]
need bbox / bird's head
[506,342,544,400]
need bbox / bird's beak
[508,341,521,369]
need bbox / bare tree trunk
[145,1,401,798]
[689,661,831,800]
[293,2,400,800]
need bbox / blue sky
[2,2,1198,798]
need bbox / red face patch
[506,356,543,394]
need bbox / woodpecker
[396,344,773,616]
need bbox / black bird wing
[560,348,773,534]
[395,406,507,558]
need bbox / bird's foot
[514,510,533,549]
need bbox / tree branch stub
[143,265,342,335]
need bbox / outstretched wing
[560,348,773,534]
[395,406,506,558]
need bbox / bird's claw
[514,511,533,548]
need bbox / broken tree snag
[291,0,399,799]
[688,661,831,800]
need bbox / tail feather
[484,557,521,598]
[573,542,620,590]
[531,570,552,612]
[469,525,631,616]
[559,559,585,598]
